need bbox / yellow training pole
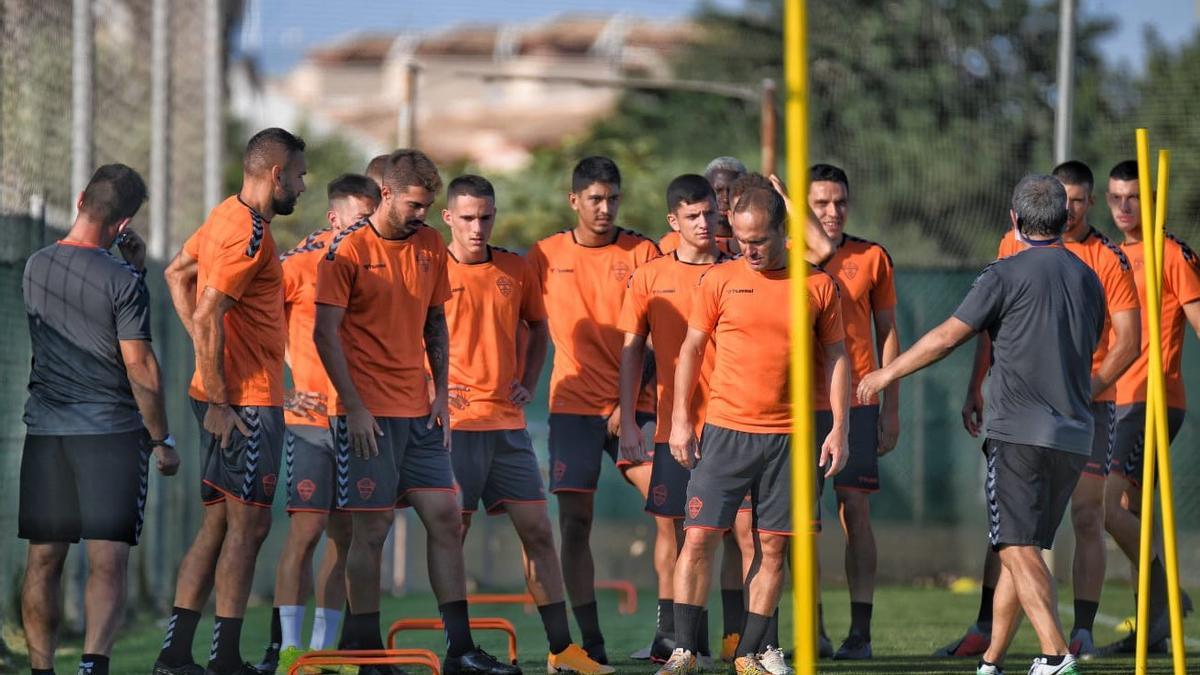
[1133,129,1162,674]
[1150,149,1188,675]
[783,0,816,672]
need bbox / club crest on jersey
[417,250,433,272]
[687,496,703,519]
[357,478,376,500]
[652,484,668,507]
[448,385,471,410]
[496,276,514,297]
[553,460,567,482]
[611,260,631,281]
[297,479,316,502]
[262,473,278,498]
[842,260,859,279]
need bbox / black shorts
[819,406,880,493]
[547,411,655,492]
[685,424,805,535]
[332,416,455,511]
[451,429,546,515]
[1081,401,1116,479]
[984,439,1087,550]
[285,423,337,513]
[645,442,691,519]
[193,399,285,508]
[19,430,150,544]
[1110,403,1186,487]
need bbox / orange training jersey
[658,231,734,257]
[315,222,451,417]
[184,195,286,407]
[820,235,895,408]
[528,228,660,416]
[281,227,335,427]
[445,247,548,431]
[997,227,1139,401]
[617,252,727,442]
[690,260,844,433]
[1114,234,1200,408]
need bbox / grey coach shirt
[954,244,1105,454]
[23,241,152,435]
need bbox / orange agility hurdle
[387,618,519,664]
[596,579,637,615]
[289,648,441,675]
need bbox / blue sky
[238,0,1198,76]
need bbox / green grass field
[21,583,1198,674]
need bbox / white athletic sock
[280,605,306,650]
[310,607,343,650]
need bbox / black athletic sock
[818,603,828,638]
[1149,558,1169,619]
[977,585,996,630]
[697,609,711,656]
[1072,599,1099,634]
[207,616,244,674]
[672,603,705,653]
[737,612,771,657]
[655,599,676,640]
[439,600,474,658]
[537,601,573,654]
[78,654,109,675]
[337,601,352,649]
[850,602,873,641]
[1041,654,1065,666]
[764,608,780,650]
[32,669,55,675]
[721,589,745,636]
[158,607,201,666]
[268,606,282,651]
[572,601,604,651]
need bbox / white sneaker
[758,646,793,675]
[976,661,1004,675]
[1027,654,1079,675]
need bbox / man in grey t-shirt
[857,175,1104,675]
[20,164,178,675]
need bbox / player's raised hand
[204,403,250,449]
[961,387,984,438]
[347,405,383,459]
[115,227,147,272]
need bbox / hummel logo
[651,289,677,294]
[728,288,754,294]
[363,262,387,270]
[550,267,575,273]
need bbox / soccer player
[619,175,733,664]
[441,174,613,674]
[20,164,178,675]
[655,186,851,675]
[155,128,306,675]
[806,164,900,660]
[940,160,1140,658]
[1097,159,1200,655]
[365,154,390,187]
[255,174,381,673]
[657,157,745,256]
[527,156,660,663]
[314,150,517,675]
[858,175,1105,675]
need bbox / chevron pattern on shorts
[335,417,351,508]
[241,407,262,501]
[1125,415,1144,478]
[986,444,1000,547]
[285,430,296,494]
[1104,401,1116,470]
[135,445,150,541]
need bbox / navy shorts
[285,423,337,512]
[451,429,546,514]
[193,399,285,508]
[645,442,691,519]
[331,415,455,511]
[1110,403,1185,487]
[547,411,655,492]
[684,424,800,535]
[984,439,1087,550]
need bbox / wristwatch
[150,434,176,449]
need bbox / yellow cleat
[734,655,770,675]
[547,643,615,675]
[721,634,741,663]
[653,649,698,675]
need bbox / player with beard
[315,150,518,675]
[154,128,307,675]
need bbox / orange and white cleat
[547,643,614,675]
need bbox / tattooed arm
[424,304,451,448]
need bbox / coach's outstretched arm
[669,327,708,468]
[314,303,381,459]
[193,288,251,448]
[822,339,851,477]
[857,317,977,405]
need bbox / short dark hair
[732,186,787,232]
[1012,174,1068,238]
[810,163,849,194]
[383,149,442,195]
[1052,160,1094,191]
[666,174,716,213]
[572,156,621,193]
[446,174,496,204]
[365,154,390,185]
[1109,160,1139,182]
[729,172,773,206]
[79,164,148,226]
[327,173,381,206]
[243,127,306,177]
